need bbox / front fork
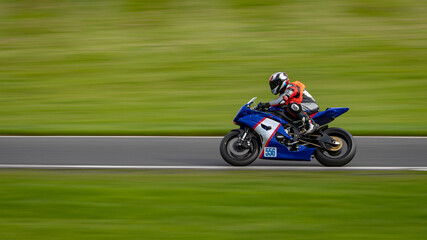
[237,128,252,149]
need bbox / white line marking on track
[354,136,427,139]
[0,165,426,171]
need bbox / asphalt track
[0,136,426,170]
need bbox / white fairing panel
[253,118,281,147]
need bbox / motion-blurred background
[1,2,426,239]
[1,0,426,135]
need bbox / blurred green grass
[0,170,426,240]
[0,0,426,135]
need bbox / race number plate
[264,147,277,158]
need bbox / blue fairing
[233,105,285,127]
[262,134,315,161]
[312,107,349,126]
[234,104,315,161]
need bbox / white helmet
[269,72,289,95]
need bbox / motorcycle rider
[257,72,319,135]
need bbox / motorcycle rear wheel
[220,130,260,166]
[314,127,356,166]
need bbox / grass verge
[0,170,426,239]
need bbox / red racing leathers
[266,81,319,134]
[267,81,319,114]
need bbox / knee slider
[287,103,303,118]
[290,103,301,112]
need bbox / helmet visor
[270,79,281,93]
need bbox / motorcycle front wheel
[220,130,260,166]
[314,127,357,166]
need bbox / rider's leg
[286,103,304,125]
[301,103,319,135]
[284,103,304,150]
[286,102,319,135]
[303,113,317,134]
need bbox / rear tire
[220,130,260,166]
[314,127,356,167]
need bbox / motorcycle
[220,97,356,166]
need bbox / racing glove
[256,102,270,110]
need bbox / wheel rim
[226,136,256,161]
[321,134,350,159]
[329,136,343,151]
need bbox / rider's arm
[283,85,298,104]
[267,85,298,107]
[268,92,287,107]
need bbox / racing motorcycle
[220,97,356,166]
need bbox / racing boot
[304,115,318,135]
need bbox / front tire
[220,130,260,166]
[314,127,356,167]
